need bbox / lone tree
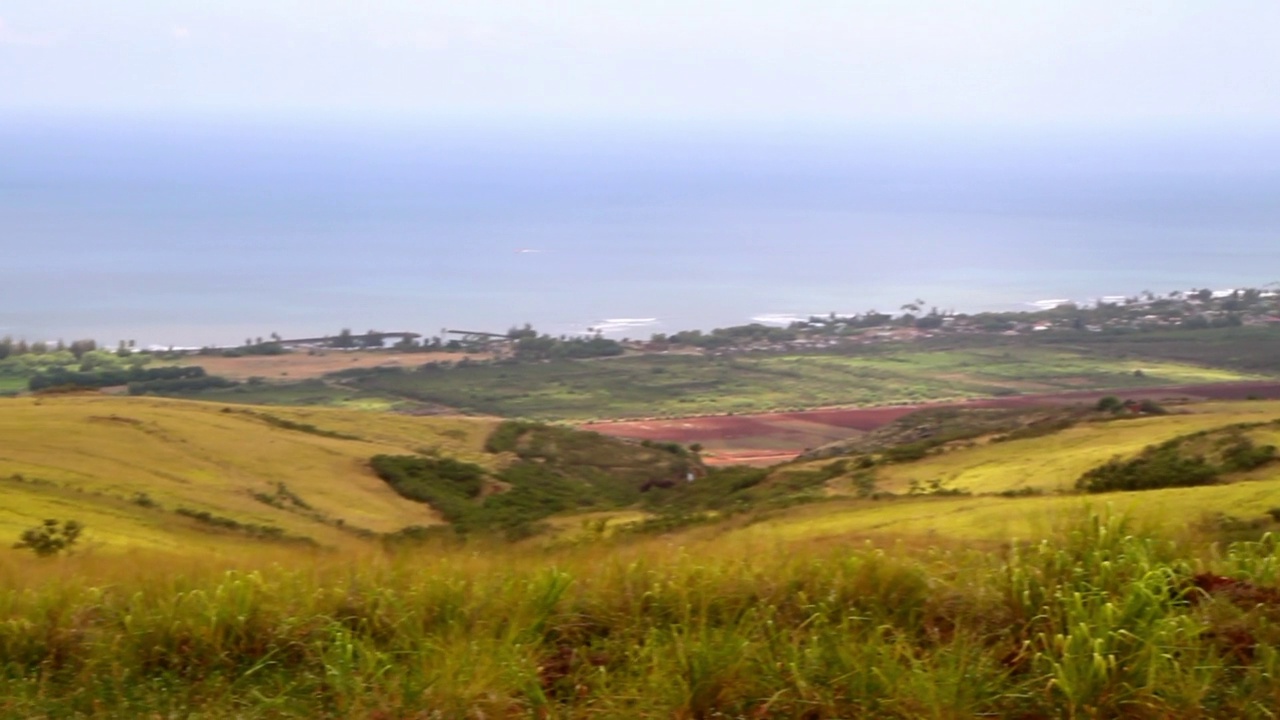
[1095,396,1124,413]
[14,519,84,557]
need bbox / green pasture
[342,345,1266,420]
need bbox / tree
[14,519,83,557]
[1095,396,1124,413]
[69,339,96,360]
[333,328,356,349]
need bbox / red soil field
[585,381,1280,465]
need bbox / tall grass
[2,510,1279,718]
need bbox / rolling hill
[0,396,695,552]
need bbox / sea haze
[2,118,1278,347]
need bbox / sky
[2,1,1279,128]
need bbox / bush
[484,421,537,454]
[13,519,83,557]
[1077,443,1218,493]
[1219,435,1277,473]
[1095,395,1123,413]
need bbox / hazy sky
[2,1,1278,127]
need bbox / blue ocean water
[2,118,1278,347]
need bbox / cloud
[171,25,191,41]
[0,17,56,47]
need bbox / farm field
[339,344,1270,420]
[171,349,488,381]
[592,381,1280,464]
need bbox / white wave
[601,318,658,326]
[1028,299,1072,310]
[573,317,661,336]
[751,313,809,326]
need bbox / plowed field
[587,381,1280,465]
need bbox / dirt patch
[701,450,803,467]
[172,351,489,381]
[588,381,1280,465]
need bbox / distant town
[220,285,1279,362]
[3,286,1278,371]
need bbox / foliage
[1077,443,1219,493]
[225,408,362,440]
[6,511,1280,717]
[371,455,487,506]
[29,365,208,392]
[173,507,312,544]
[1075,427,1278,494]
[636,464,834,515]
[484,420,538,454]
[126,375,239,395]
[375,423,699,536]
[513,333,624,361]
[1218,433,1278,473]
[12,519,83,557]
[1096,395,1123,412]
[338,342,1261,420]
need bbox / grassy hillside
[733,400,1280,547]
[5,399,1280,715]
[6,508,1280,717]
[0,396,706,552]
[830,400,1280,496]
[0,396,501,552]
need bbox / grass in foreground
[3,510,1280,718]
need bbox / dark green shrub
[1219,435,1277,473]
[1095,395,1124,413]
[1077,443,1218,493]
[13,519,83,557]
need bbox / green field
[337,344,1265,420]
[1039,326,1280,372]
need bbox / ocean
[3,117,1278,347]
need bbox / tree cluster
[29,365,209,392]
[13,519,83,557]
[1076,432,1276,493]
[511,332,623,361]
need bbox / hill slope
[0,396,704,552]
[726,400,1280,545]
[0,396,504,552]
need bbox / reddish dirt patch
[701,450,802,467]
[586,381,1280,465]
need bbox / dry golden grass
[0,395,498,551]
[171,349,489,381]
[747,401,1280,545]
